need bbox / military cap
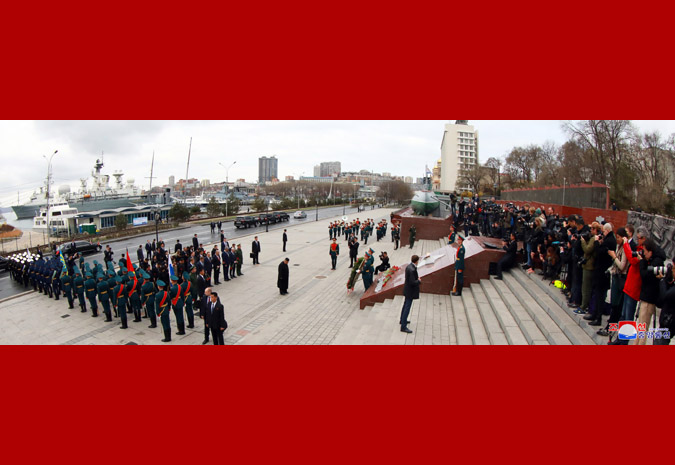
[73,266,81,275]
[456,232,465,241]
[129,272,135,278]
[182,271,190,280]
[170,275,178,281]
[115,276,123,283]
[156,280,166,287]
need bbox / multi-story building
[258,156,278,184]
[313,165,321,177]
[320,161,341,178]
[168,175,175,187]
[440,120,479,192]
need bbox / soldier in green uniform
[452,234,465,296]
[73,267,87,313]
[140,271,157,329]
[84,272,99,317]
[170,275,186,336]
[107,270,118,317]
[120,267,132,315]
[155,280,171,342]
[60,270,74,309]
[182,271,195,329]
[409,225,417,249]
[362,249,375,291]
[126,271,142,323]
[113,276,129,329]
[448,224,457,245]
[97,274,112,321]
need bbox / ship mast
[184,137,192,198]
[146,150,156,191]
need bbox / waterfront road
[0,205,385,301]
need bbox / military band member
[61,271,74,309]
[329,238,340,270]
[155,280,172,342]
[107,270,118,317]
[97,274,112,321]
[170,275,186,336]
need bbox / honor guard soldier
[50,259,61,300]
[155,280,171,342]
[140,271,157,329]
[329,238,340,270]
[60,271,74,309]
[452,234,465,297]
[182,271,195,329]
[96,274,112,321]
[409,225,417,249]
[448,225,457,245]
[107,270,118,317]
[113,276,129,329]
[127,271,142,323]
[29,260,37,291]
[73,267,87,313]
[362,249,375,291]
[85,272,99,317]
[170,275,186,335]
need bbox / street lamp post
[266,198,270,233]
[43,150,58,247]
[218,161,237,185]
[154,209,160,244]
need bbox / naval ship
[11,159,148,219]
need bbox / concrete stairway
[330,266,598,345]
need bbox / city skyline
[1,120,674,207]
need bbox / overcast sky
[1,120,673,207]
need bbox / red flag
[125,248,133,273]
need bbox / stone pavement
[0,207,408,345]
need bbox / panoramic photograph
[0,120,673,346]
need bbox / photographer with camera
[567,216,590,310]
[584,223,616,326]
[575,222,600,316]
[525,217,545,273]
[495,232,518,281]
[598,227,629,337]
[636,238,667,345]
[374,251,390,276]
[654,261,675,345]
[610,231,645,344]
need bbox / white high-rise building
[440,121,479,192]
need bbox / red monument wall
[392,207,453,248]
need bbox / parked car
[257,213,276,225]
[234,216,259,229]
[293,211,307,219]
[0,255,8,273]
[59,240,102,256]
[277,212,290,221]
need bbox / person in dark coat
[208,292,227,345]
[221,249,231,281]
[199,288,213,344]
[495,232,518,280]
[203,253,212,286]
[227,248,237,279]
[211,250,221,285]
[174,240,182,253]
[283,229,288,252]
[136,245,145,264]
[277,258,290,295]
[400,255,421,333]
[145,241,152,259]
[252,237,261,265]
[636,239,666,345]
[192,234,199,251]
[349,236,359,268]
[586,224,617,326]
[654,268,675,345]
[197,269,207,298]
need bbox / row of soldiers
[327,218,391,246]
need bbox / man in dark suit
[203,253,212,287]
[174,239,182,253]
[221,249,231,281]
[145,240,152,260]
[400,255,421,334]
[278,258,290,295]
[199,287,213,344]
[208,292,227,345]
[211,249,221,285]
[136,245,145,264]
[252,236,261,265]
[227,247,237,279]
[197,269,207,299]
[283,229,288,252]
[192,234,199,251]
[349,236,359,268]
[495,232,518,280]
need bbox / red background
[2,0,674,462]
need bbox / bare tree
[458,164,485,194]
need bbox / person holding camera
[495,232,518,281]
[585,223,616,326]
[576,222,599,315]
[375,251,390,276]
[654,263,675,345]
[610,233,645,344]
[525,217,544,273]
[636,238,666,345]
[598,227,628,337]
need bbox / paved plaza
[0,207,419,345]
